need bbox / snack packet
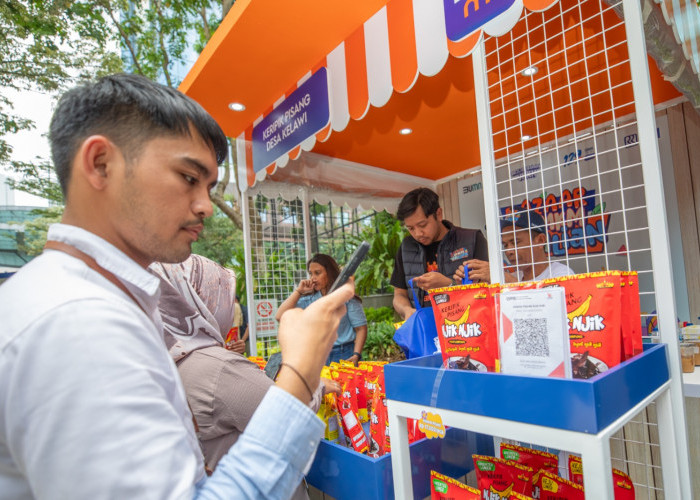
[473,455,534,498]
[568,455,583,485]
[431,284,499,372]
[500,443,558,475]
[430,470,481,499]
[621,272,643,358]
[368,390,389,457]
[407,417,426,444]
[532,469,584,500]
[613,469,635,499]
[336,388,369,453]
[548,272,623,378]
[508,493,533,500]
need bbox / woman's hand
[296,279,314,295]
[321,377,341,395]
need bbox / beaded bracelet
[280,362,314,399]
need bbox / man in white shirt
[0,73,352,499]
[454,211,574,283]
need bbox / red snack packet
[368,390,388,457]
[533,469,584,500]
[336,390,369,454]
[623,272,643,357]
[508,493,533,500]
[613,469,635,499]
[225,326,239,343]
[340,366,369,422]
[500,443,558,475]
[568,455,583,485]
[549,272,623,378]
[473,455,534,498]
[430,470,481,499]
[407,417,426,444]
[431,284,499,372]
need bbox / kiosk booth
[181,0,700,496]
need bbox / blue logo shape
[443,0,517,42]
[252,67,329,173]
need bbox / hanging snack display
[532,469,584,500]
[473,454,534,498]
[499,443,559,475]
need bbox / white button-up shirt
[0,224,323,499]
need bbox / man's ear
[435,206,443,221]
[76,135,119,191]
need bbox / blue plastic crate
[385,343,669,434]
[306,427,492,500]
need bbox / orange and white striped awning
[653,0,700,76]
[234,0,560,191]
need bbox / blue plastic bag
[393,280,440,359]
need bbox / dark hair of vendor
[397,187,440,221]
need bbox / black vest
[400,221,480,307]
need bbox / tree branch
[103,2,146,76]
[152,0,172,87]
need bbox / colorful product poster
[498,287,572,378]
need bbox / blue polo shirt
[297,292,367,346]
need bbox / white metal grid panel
[478,0,685,496]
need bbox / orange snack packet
[431,284,499,372]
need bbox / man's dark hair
[396,187,440,221]
[49,73,228,197]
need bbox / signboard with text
[254,298,278,337]
[443,0,517,42]
[252,67,330,173]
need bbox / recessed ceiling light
[522,134,532,141]
[521,66,538,77]
[228,102,246,111]
[399,128,413,135]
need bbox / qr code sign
[514,318,549,357]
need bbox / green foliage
[15,206,64,256]
[1,0,122,172]
[364,306,395,324]
[361,306,404,362]
[349,211,406,296]
[191,205,242,267]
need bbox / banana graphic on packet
[567,294,592,321]
[444,304,470,326]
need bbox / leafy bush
[362,306,404,362]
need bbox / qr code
[514,318,549,357]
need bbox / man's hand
[464,259,491,283]
[276,280,354,403]
[412,271,452,291]
[296,279,314,295]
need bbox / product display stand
[386,344,680,498]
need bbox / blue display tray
[306,427,492,500]
[385,343,669,434]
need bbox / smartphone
[329,241,370,293]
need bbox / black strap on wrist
[352,351,362,360]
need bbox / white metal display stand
[386,346,681,498]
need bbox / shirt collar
[46,223,161,299]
